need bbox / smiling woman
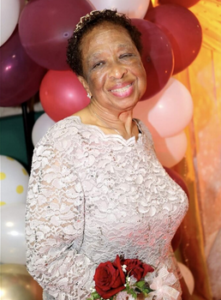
[25,9,189,300]
[76,21,147,139]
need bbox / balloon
[32,113,55,146]
[0,0,25,46]
[134,78,193,137]
[1,264,31,276]
[0,28,46,107]
[158,0,200,8]
[177,262,195,294]
[152,131,187,168]
[131,19,174,100]
[40,70,90,122]
[0,203,26,264]
[0,155,29,207]
[145,4,202,74]
[0,264,43,300]
[19,0,93,70]
[171,226,182,251]
[88,0,150,19]
[164,167,189,198]
[165,168,189,251]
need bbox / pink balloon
[152,131,187,168]
[40,70,90,122]
[145,4,202,74]
[177,262,195,294]
[131,19,174,100]
[89,0,150,19]
[19,0,93,70]
[133,78,193,137]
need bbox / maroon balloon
[18,0,93,70]
[158,0,200,8]
[0,28,46,107]
[164,167,189,251]
[131,19,174,100]
[164,167,189,199]
[145,4,202,74]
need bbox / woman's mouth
[110,83,133,98]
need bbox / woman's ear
[78,76,91,96]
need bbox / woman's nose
[108,61,128,79]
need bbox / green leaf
[135,281,146,288]
[126,287,137,299]
[142,288,155,296]
[90,291,101,300]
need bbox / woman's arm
[26,137,95,299]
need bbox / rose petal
[96,284,125,299]
[114,255,125,284]
[143,264,154,277]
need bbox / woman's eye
[92,61,104,69]
[120,53,134,59]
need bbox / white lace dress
[26,116,188,300]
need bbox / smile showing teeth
[111,83,132,92]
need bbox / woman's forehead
[81,23,134,51]
[83,22,132,43]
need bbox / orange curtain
[150,0,221,298]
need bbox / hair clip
[74,10,99,33]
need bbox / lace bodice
[26,116,188,300]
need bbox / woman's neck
[88,102,136,139]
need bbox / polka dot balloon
[0,155,29,207]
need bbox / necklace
[89,107,121,135]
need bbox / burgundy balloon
[158,0,200,8]
[0,28,46,107]
[145,4,202,74]
[164,167,189,251]
[18,0,93,70]
[164,167,189,199]
[131,19,174,100]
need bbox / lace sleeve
[25,135,96,300]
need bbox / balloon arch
[0,0,202,297]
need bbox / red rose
[94,256,125,299]
[121,259,154,281]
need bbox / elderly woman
[26,10,189,300]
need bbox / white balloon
[134,77,193,138]
[0,155,29,207]
[0,203,26,264]
[153,131,187,168]
[0,0,25,47]
[177,262,195,294]
[32,113,55,146]
[88,0,150,19]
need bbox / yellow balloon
[1,264,29,276]
[0,264,43,300]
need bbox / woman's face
[78,22,147,113]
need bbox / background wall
[175,1,221,297]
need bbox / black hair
[67,9,142,77]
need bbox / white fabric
[26,116,188,300]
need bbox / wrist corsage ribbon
[87,255,180,300]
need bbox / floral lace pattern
[26,116,188,300]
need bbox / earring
[87,93,91,99]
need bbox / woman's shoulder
[35,115,84,149]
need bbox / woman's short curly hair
[67,9,142,77]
